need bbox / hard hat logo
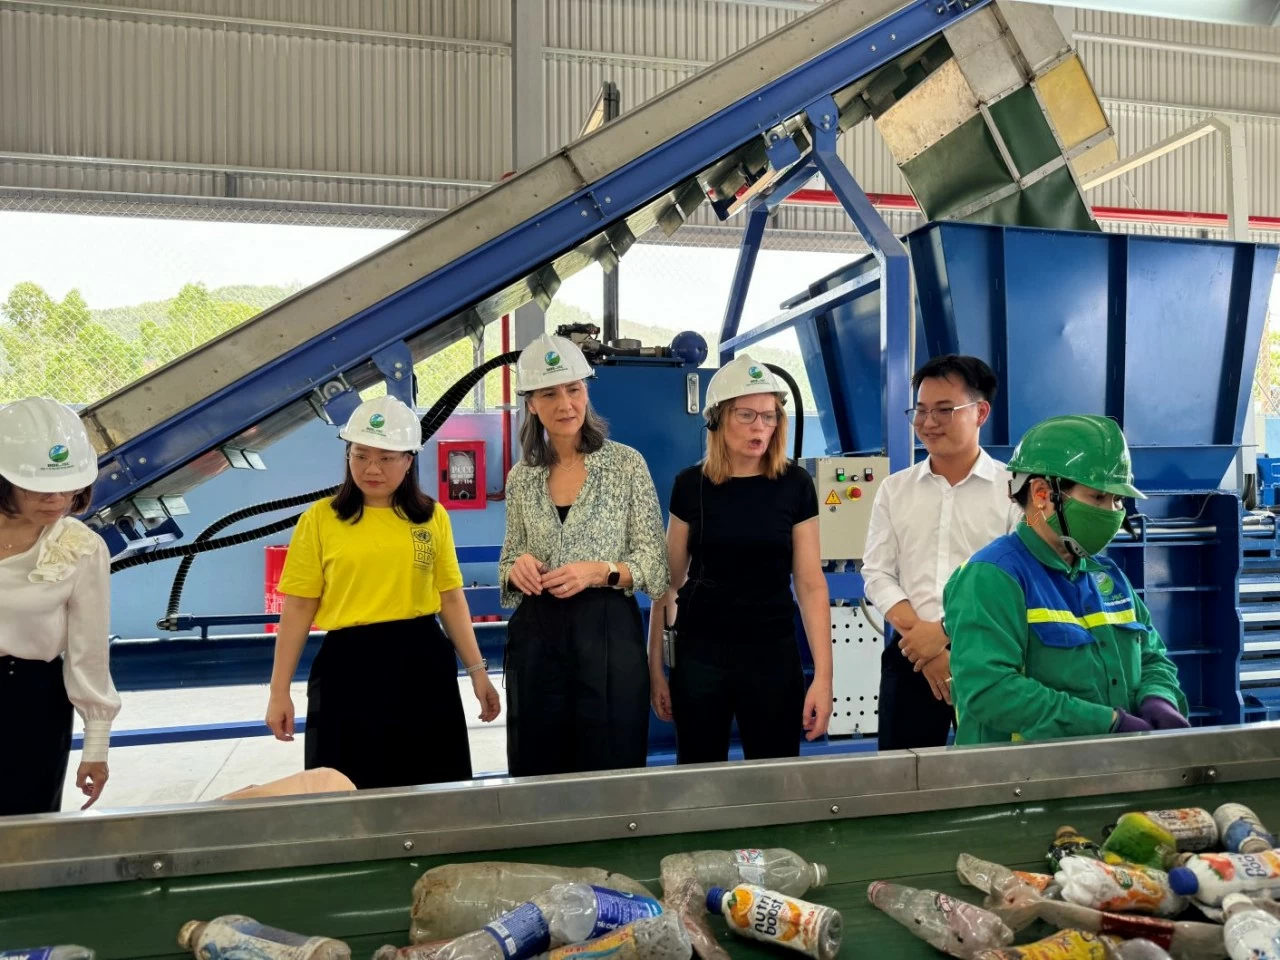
[545,351,562,368]
[748,365,764,380]
[368,414,386,429]
[48,444,70,464]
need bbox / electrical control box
[801,456,890,561]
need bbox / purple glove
[1112,709,1153,734]
[1139,696,1191,730]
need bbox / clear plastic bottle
[706,883,841,960]
[411,864,651,943]
[867,881,1014,958]
[660,850,827,898]
[432,884,664,960]
[1223,893,1280,960]
[1102,940,1174,960]
[660,874,732,960]
[0,949,96,960]
[539,913,692,960]
[178,916,351,960]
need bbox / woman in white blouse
[499,333,669,778]
[0,397,120,814]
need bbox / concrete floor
[60,678,509,812]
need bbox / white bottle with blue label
[0,948,95,960]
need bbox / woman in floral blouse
[499,333,670,777]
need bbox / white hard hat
[704,353,785,417]
[515,333,594,395]
[339,395,422,452]
[0,397,99,494]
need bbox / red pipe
[783,189,1280,231]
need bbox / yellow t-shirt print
[277,499,463,631]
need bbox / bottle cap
[706,888,725,914]
[177,921,202,950]
[1167,866,1199,896]
[813,863,828,888]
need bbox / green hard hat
[1007,414,1145,500]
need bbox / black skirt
[0,654,73,816]
[504,588,650,778]
[304,615,473,789]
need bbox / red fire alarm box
[438,440,486,510]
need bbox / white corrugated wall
[0,0,1276,243]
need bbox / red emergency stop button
[846,485,862,500]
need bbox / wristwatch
[606,561,621,587]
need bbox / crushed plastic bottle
[660,850,827,898]
[178,916,351,960]
[1222,893,1280,960]
[973,930,1121,960]
[1055,858,1186,917]
[373,944,446,960]
[411,864,652,943]
[537,913,692,960]
[0,950,96,960]
[1103,940,1175,960]
[430,884,663,960]
[660,874,732,960]
[706,884,841,960]
[867,881,1014,958]
[1022,897,1227,960]
[1101,814,1179,871]
[1214,805,1277,856]
[1136,810,1219,853]
[1169,851,1280,908]
[1049,828,1106,872]
[957,854,1060,930]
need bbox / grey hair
[519,400,609,467]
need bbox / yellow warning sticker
[824,489,841,506]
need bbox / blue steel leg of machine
[806,95,915,474]
[719,203,770,366]
[371,341,418,407]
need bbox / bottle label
[483,903,551,960]
[589,887,663,938]
[224,919,314,948]
[0,951,55,960]
[732,849,768,886]
[1144,808,1218,851]
[548,928,639,960]
[1011,871,1055,893]
[1096,912,1175,949]
[722,885,826,957]
[979,930,1110,960]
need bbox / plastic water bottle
[1223,893,1280,960]
[660,849,826,898]
[1214,804,1277,855]
[411,863,652,943]
[178,916,351,960]
[0,949,96,960]
[432,884,663,960]
[867,881,1013,958]
[706,883,841,960]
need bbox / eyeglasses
[905,401,980,424]
[731,408,780,427]
[350,452,409,468]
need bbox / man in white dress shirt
[862,355,1022,750]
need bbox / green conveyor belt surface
[3,780,1277,959]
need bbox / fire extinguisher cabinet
[437,440,486,510]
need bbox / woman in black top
[648,353,832,763]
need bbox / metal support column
[600,82,622,345]
[718,203,771,366]
[806,95,915,472]
[512,0,548,351]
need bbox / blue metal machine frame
[88,0,993,524]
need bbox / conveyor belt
[2,726,1278,957]
[79,0,994,525]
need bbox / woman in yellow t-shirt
[263,396,501,789]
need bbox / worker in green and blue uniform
[944,415,1191,745]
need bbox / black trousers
[305,615,472,789]
[876,628,954,751]
[505,589,650,778]
[669,628,805,764]
[0,655,73,816]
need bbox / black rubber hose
[113,350,524,588]
[152,348,524,617]
[764,363,804,461]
